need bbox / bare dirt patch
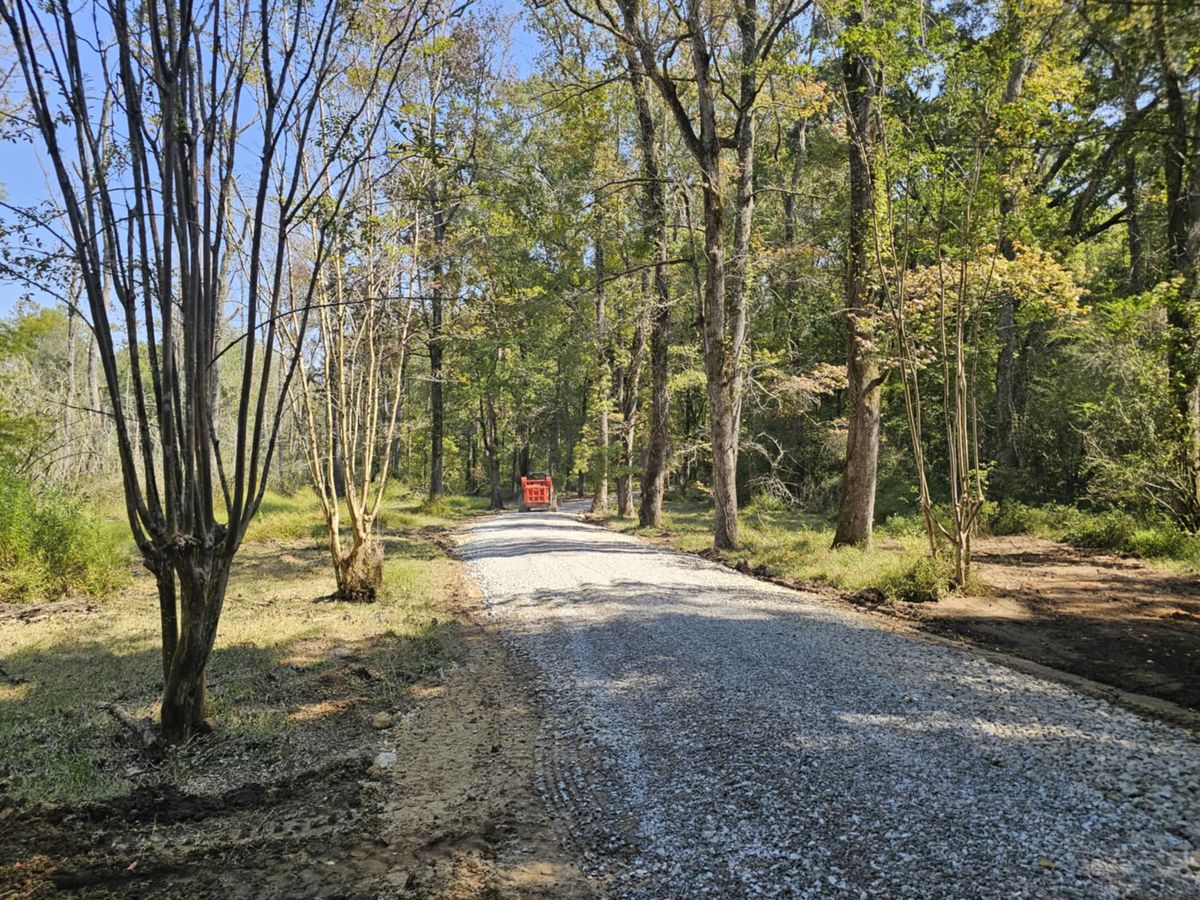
[0,600,101,626]
[0,549,588,898]
[853,535,1200,716]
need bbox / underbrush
[986,501,1200,568]
[0,464,129,601]
[607,497,953,602]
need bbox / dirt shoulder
[0,548,588,899]
[900,535,1200,718]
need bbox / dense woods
[2,0,1199,740]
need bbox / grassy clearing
[0,492,487,804]
[603,496,954,602]
[242,487,490,543]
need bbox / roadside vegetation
[604,495,954,602]
[0,491,486,805]
[987,502,1200,569]
[606,495,1200,605]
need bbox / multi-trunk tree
[2,0,424,741]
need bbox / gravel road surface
[461,505,1200,898]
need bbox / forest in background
[1,0,1199,737]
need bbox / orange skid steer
[518,474,558,512]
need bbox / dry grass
[603,496,952,600]
[0,492,487,804]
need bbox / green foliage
[1060,510,1138,551]
[878,554,953,604]
[984,500,1200,568]
[0,463,129,600]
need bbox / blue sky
[0,0,541,319]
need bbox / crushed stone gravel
[461,505,1200,899]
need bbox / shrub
[987,500,1051,536]
[879,554,953,603]
[1060,509,1137,551]
[1126,525,1200,564]
[0,464,128,601]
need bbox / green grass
[0,491,488,804]
[0,464,131,601]
[604,496,952,602]
[985,501,1200,570]
[243,487,490,543]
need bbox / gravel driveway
[461,505,1200,898]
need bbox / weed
[878,554,953,603]
[0,463,129,601]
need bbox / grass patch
[0,493,487,804]
[604,496,946,601]
[985,501,1200,570]
[0,463,131,601]
[241,488,491,543]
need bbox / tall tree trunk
[483,397,503,510]
[1155,0,1200,525]
[467,433,478,494]
[694,29,740,549]
[833,4,882,548]
[993,49,1032,472]
[429,280,445,499]
[592,233,611,514]
[783,117,807,244]
[623,38,672,528]
[617,303,647,518]
[63,286,78,482]
[1123,93,1145,295]
[618,0,758,548]
[551,361,563,477]
[428,182,449,500]
[86,331,103,467]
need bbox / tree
[285,156,417,602]
[578,0,809,548]
[620,44,673,528]
[831,0,883,547]
[2,0,424,741]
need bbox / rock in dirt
[370,712,393,730]
[373,751,397,769]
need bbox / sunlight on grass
[607,497,948,599]
[0,491,487,803]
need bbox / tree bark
[429,282,445,499]
[634,80,672,528]
[483,396,503,510]
[591,233,611,514]
[693,13,739,550]
[617,298,647,518]
[833,4,882,548]
[160,555,232,738]
[1155,0,1200,525]
[1123,90,1145,295]
[333,531,383,602]
[428,182,449,500]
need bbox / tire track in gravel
[460,505,1200,899]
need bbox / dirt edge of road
[1,531,591,900]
